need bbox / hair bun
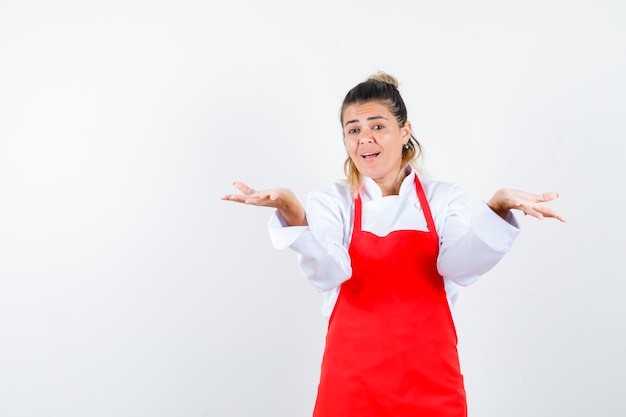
[367,71,399,89]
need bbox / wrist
[488,200,509,219]
[280,207,307,227]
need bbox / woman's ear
[401,121,412,142]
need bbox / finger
[233,181,258,196]
[519,204,542,219]
[248,187,272,199]
[245,194,280,209]
[221,194,248,204]
[534,205,566,222]
[524,206,544,220]
[244,193,266,204]
[535,192,559,203]
[222,193,268,207]
[523,204,566,222]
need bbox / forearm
[276,197,308,226]
[268,209,352,292]
[291,231,352,292]
[438,202,520,285]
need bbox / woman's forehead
[342,101,393,123]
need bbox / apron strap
[414,176,438,240]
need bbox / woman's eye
[348,128,359,134]
[372,125,384,130]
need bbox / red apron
[313,177,467,417]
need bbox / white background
[1,1,624,416]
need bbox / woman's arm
[223,181,352,292]
[437,185,563,286]
[286,189,353,292]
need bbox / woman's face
[342,101,411,192]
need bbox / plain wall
[1,0,624,416]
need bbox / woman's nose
[358,130,373,144]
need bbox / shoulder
[417,177,471,220]
[419,177,464,199]
[308,180,353,206]
[304,180,353,221]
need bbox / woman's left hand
[488,189,565,222]
[221,181,308,226]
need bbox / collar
[361,166,416,201]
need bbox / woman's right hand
[487,188,565,221]
[221,181,308,226]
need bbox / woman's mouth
[361,152,380,161]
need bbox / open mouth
[361,152,380,159]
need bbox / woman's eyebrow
[343,115,388,127]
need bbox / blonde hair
[341,72,423,194]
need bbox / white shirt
[268,169,520,318]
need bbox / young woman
[222,72,564,417]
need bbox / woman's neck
[373,167,411,196]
